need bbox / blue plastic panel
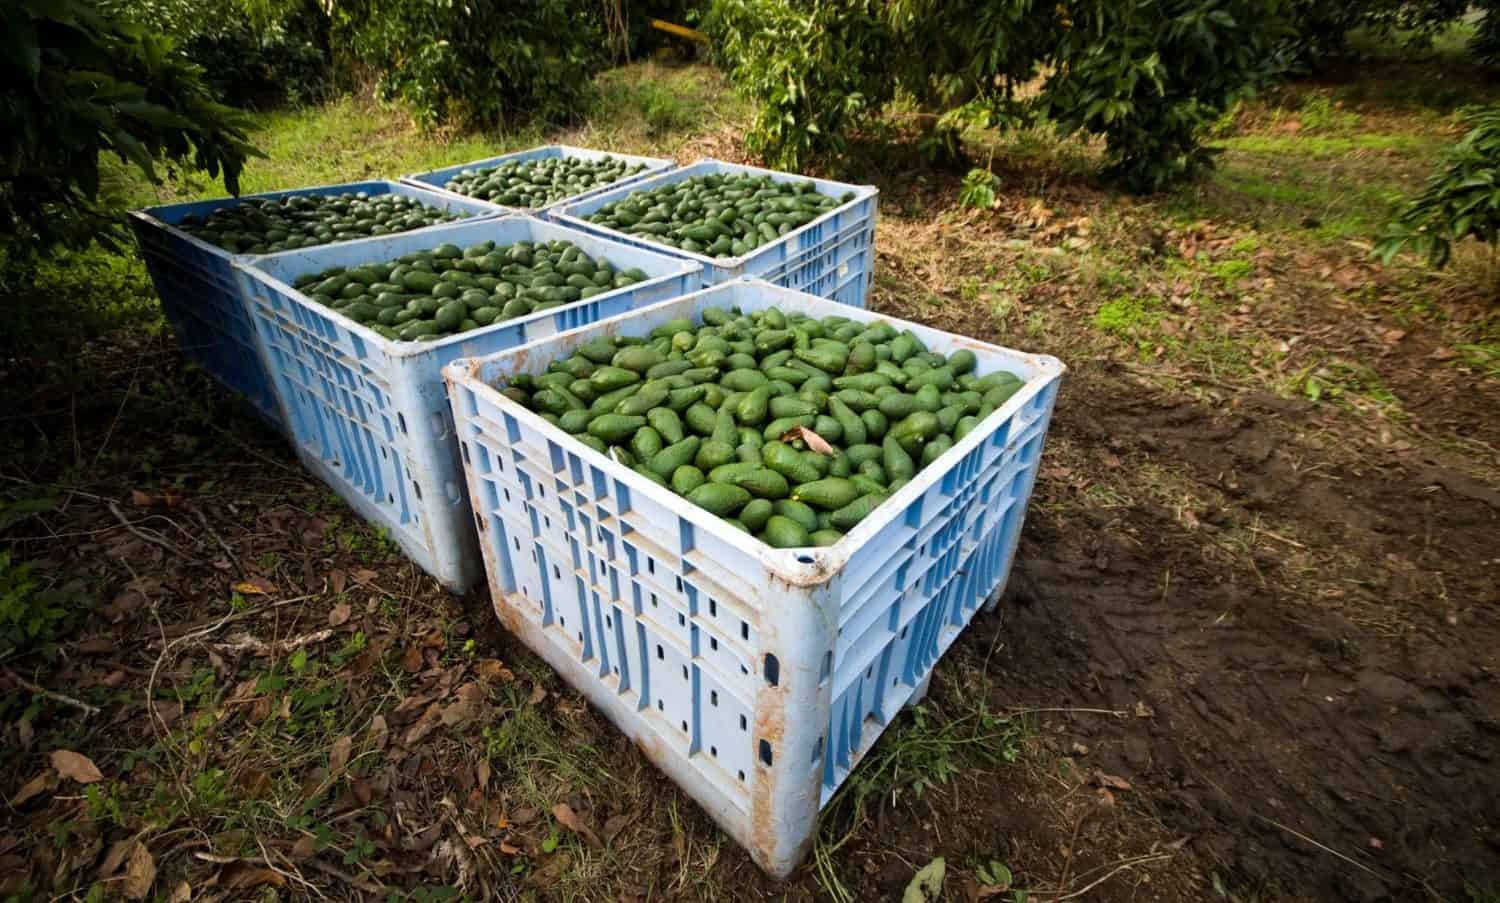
[444,279,1063,877]
[236,215,702,592]
[553,159,879,307]
[130,180,503,433]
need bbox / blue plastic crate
[443,279,1062,876]
[130,181,503,433]
[401,145,675,215]
[236,216,702,593]
[553,159,879,307]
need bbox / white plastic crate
[234,216,702,592]
[401,145,675,215]
[552,159,879,307]
[130,180,502,433]
[443,279,1062,875]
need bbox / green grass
[1094,295,1163,340]
[1218,133,1444,160]
[1457,343,1500,380]
[1211,258,1253,284]
[811,700,1025,903]
[1346,19,1483,65]
[1168,151,1414,241]
[1271,93,1364,136]
[588,62,745,150]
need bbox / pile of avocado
[583,173,855,258]
[291,239,650,343]
[177,192,463,254]
[441,155,650,209]
[499,306,1026,548]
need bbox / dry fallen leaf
[98,838,135,878]
[167,881,191,903]
[1094,770,1133,791]
[290,835,318,860]
[780,425,835,456]
[403,703,444,746]
[351,778,375,805]
[232,577,277,596]
[328,602,352,628]
[152,701,182,728]
[552,803,600,847]
[218,863,287,890]
[401,646,423,674]
[330,569,347,595]
[475,659,515,683]
[51,749,104,784]
[441,682,487,728]
[123,842,156,900]
[529,684,547,706]
[602,811,636,843]
[328,735,352,777]
[369,715,389,750]
[476,760,491,791]
[11,771,56,806]
[130,490,153,507]
[351,568,380,585]
[499,841,522,856]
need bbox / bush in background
[706,0,1293,192]
[102,0,331,109]
[1,0,259,264]
[1376,105,1500,272]
[1286,0,1486,66]
[332,0,607,129]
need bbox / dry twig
[3,667,100,715]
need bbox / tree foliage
[1,0,260,258]
[331,0,608,129]
[1375,105,1500,271]
[705,0,1294,192]
[102,0,331,108]
[1287,0,1492,65]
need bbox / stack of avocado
[177,192,463,254]
[442,155,649,208]
[291,239,650,343]
[500,306,1026,548]
[583,174,855,258]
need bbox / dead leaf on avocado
[780,426,834,455]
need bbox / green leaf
[1,17,40,80]
[903,857,945,903]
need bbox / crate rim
[444,277,1063,586]
[128,179,507,270]
[551,158,879,270]
[401,144,677,214]
[233,213,703,364]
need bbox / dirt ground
[3,52,1499,903]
